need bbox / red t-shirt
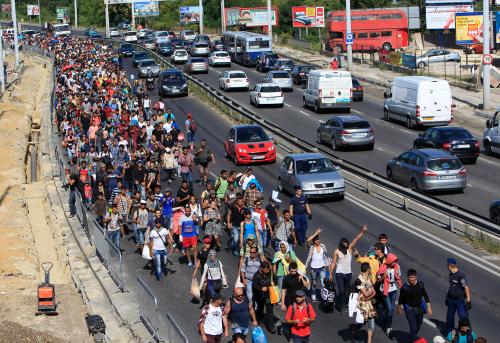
[285,302,316,337]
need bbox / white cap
[432,337,447,343]
[271,190,282,203]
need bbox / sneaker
[159,275,165,284]
[311,294,317,302]
[188,262,193,267]
[386,327,393,337]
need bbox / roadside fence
[135,276,164,342]
[161,314,189,343]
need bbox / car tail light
[474,141,480,150]
[442,142,451,150]
[416,105,420,118]
[340,130,350,135]
[257,92,261,98]
[246,78,249,82]
[350,88,353,99]
[319,89,323,98]
[299,72,305,76]
[421,170,437,176]
[369,128,375,134]
[280,92,283,97]
[458,168,467,176]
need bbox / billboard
[27,5,40,16]
[56,8,68,20]
[496,12,500,46]
[179,6,200,24]
[133,2,159,17]
[1,4,12,13]
[107,0,167,3]
[224,7,278,27]
[455,12,483,45]
[292,6,324,28]
[426,4,474,29]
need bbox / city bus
[326,9,408,52]
[48,23,71,37]
[222,31,272,66]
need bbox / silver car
[191,42,211,56]
[386,148,466,193]
[416,49,461,69]
[185,57,208,74]
[138,59,160,77]
[316,115,375,151]
[263,71,293,92]
[278,153,345,199]
[142,39,156,49]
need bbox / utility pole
[220,0,225,33]
[0,29,5,93]
[346,0,352,71]
[267,0,272,43]
[11,0,19,68]
[482,0,490,109]
[38,0,41,25]
[74,0,78,28]
[105,0,110,38]
[131,2,135,29]
[199,0,204,34]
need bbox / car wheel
[469,157,478,164]
[484,141,493,155]
[413,143,419,149]
[492,209,500,224]
[387,167,394,181]
[359,96,363,102]
[384,109,390,121]
[406,116,415,130]
[410,178,419,192]
[382,42,392,51]
[219,81,222,90]
[331,136,337,150]
[470,49,476,54]
[316,130,323,144]
[366,144,374,151]
[337,194,345,201]
[278,103,284,108]
[303,97,307,109]
[418,62,426,69]
[314,101,320,113]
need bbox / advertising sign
[1,4,11,13]
[179,6,200,24]
[455,12,483,45]
[224,7,278,27]
[292,6,325,28]
[133,2,159,17]
[27,5,40,16]
[56,8,68,20]
[496,12,500,46]
[426,4,474,29]
[107,0,167,3]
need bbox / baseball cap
[246,234,255,240]
[203,237,212,244]
[294,185,302,190]
[447,257,457,265]
[295,290,306,297]
[140,200,147,204]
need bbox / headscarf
[338,238,349,255]
[207,249,219,269]
[247,178,264,192]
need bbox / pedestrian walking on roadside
[329,225,367,314]
[178,145,195,190]
[199,294,229,343]
[445,257,471,334]
[224,287,258,339]
[240,246,263,301]
[227,196,246,256]
[149,218,173,284]
[252,261,278,334]
[376,252,402,338]
[199,250,228,301]
[180,205,199,267]
[289,185,311,246]
[447,318,477,343]
[350,262,377,343]
[305,228,329,302]
[397,269,432,343]
[195,138,215,185]
[273,241,299,292]
[133,200,150,248]
[66,170,78,218]
[185,113,197,144]
[285,290,316,343]
[274,209,298,249]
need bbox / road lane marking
[478,156,499,166]
[300,110,310,116]
[318,120,325,123]
[376,147,385,152]
[467,183,472,187]
[345,193,500,277]
[284,103,292,107]
[208,67,221,75]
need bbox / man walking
[445,258,471,334]
[149,218,173,284]
[199,294,229,343]
[180,205,199,267]
[240,247,263,301]
[224,287,258,339]
[289,186,311,246]
[285,290,316,343]
[178,146,195,190]
[104,204,124,249]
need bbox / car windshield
[140,60,155,67]
[157,32,168,37]
[135,52,147,58]
[121,44,132,49]
[260,86,281,92]
[215,52,229,57]
[438,129,473,140]
[237,127,269,143]
[185,31,195,35]
[163,73,183,81]
[195,43,209,48]
[280,60,293,66]
[266,53,279,59]
[343,121,370,129]
[125,32,136,36]
[273,72,290,79]
[427,158,462,171]
[145,40,154,44]
[296,158,336,174]
[230,72,246,79]
[176,51,187,56]
[159,42,171,47]
[191,58,206,63]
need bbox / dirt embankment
[0,53,91,343]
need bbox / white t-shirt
[380,268,398,293]
[150,228,169,251]
[202,304,224,335]
[310,246,326,269]
[143,98,151,108]
[135,208,149,228]
[336,250,352,274]
[106,212,120,232]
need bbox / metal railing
[135,276,164,342]
[162,313,189,343]
[75,192,92,242]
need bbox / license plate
[422,117,434,121]
[317,189,334,194]
[352,132,367,137]
[439,175,456,180]
[172,89,179,93]
[252,156,265,160]
[456,144,470,149]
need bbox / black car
[413,126,480,164]
[118,43,135,57]
[290,64,315,85]
[211,39,224,51]
[133,51,149,67]
[490,200,500,224]
[157,42,173,56]
[159,69,188,97]
[182,40,194,51]
[171,38,182,49]
[352,79,364,101]
[256,52,279,72]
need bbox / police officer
[289,185,312,246]
[445,257,471,333]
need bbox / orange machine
[36,262,58,315]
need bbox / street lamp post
[105,0,110,38]
[38,0,41,25]
[266,0,272,42]
[482,0,490,109]
[199,0,204,34]
[220,0,225,33]
[0,29,5,93]
[74,0,78,28]
[10,0,19,67]
[346,0,352,71]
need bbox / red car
[224,125,276,165]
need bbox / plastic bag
[191,278,201,298]
[269,285,280,304]
[235,275,244,288]
[252,326,267,343]
[142,245,152,260]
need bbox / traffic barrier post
[135,277,164,342]
[106,236,124,292]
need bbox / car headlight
[335,179,345,188]
[238,148,247,153]
[301,183,314,190]
[181,84,188,89]
[268,146,275,151]
[162,85,171,90]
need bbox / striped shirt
[241,256,261,281]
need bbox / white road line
[478,156,499,166]
[351,109,365,116]
[398,128,412,134]
[345,193,500,277]
[467,183,473,187]
[208,67,221,75]
[318,120,325,123]
[300,110,310,116]
[284,103,292,108]
[376,147,385,152]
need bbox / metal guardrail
[135,276,164,342]
[162,313,189,343]
[103,37,500,243]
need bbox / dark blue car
[119,43,135,57]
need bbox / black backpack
[290,302,311,320]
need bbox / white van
[383,76,453,129]
[303,69,352,113]
[123,31,138,42]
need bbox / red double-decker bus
[326,9,409,52]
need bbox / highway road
[185,61,500,219]
[118,55,500,342]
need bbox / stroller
[320,278,336,312]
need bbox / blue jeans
[181,171,193,190]
[232,226,240,255]
[69,190,77,216]
[382,290,398,329]
[405,307,424,343]
[309,267,326,294]
[259,230,268,250]
[245,279,253,301]
[232,325,249,336]
[206,279,220,300]
[135,225,147,245]
[187,131,195,143]
[107,230,121,249]
[293,213,308,243]
[446,298,468,333]
[292,335,310,343]
[153,249,168,281]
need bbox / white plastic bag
[235,275,244,288]
[142,245,152,260]
[191,277,201,298]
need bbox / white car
[154,31,170,45]
[219,71,249,91]
[171,49,189,64]
[110,27,120,37]
[137,29,148,39]
[123,31,137,42]
[180,30,196,41]
[250,83,284,107]
[209,51,231,67]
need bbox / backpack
[189,119,198,132]
[290,302,311,321]
[402,281,427,314]
[450,329,474,343]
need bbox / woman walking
[199,250,228,303]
